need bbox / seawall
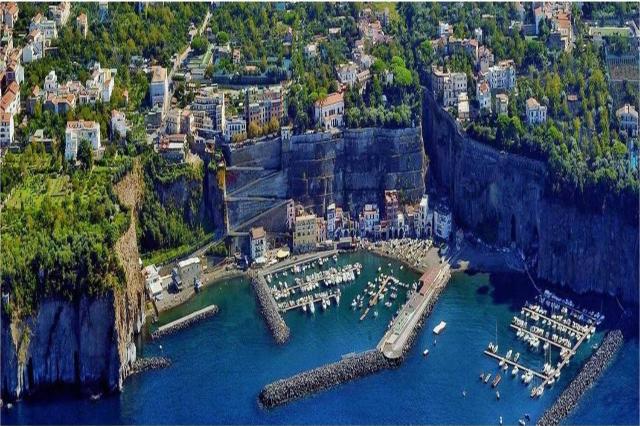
[537,329,624,426]
[150,305,219,340]
[259,350,393,408]
[250,273,290,344]
[423,91,639,302]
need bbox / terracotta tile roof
[315,91,343,107]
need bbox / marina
[484,294,601,399]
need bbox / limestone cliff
[1,162,146,401]
[423,91,639,302]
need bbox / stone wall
[423,91,639,302]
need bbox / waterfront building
[143,264,163,300]
[293,213,318,253]
[0,112,13,146]
[485,60,516,92]
[416,195,429,238]
[526,97,547,125]
[434,204,452,241]
[286,199,295,231]
[64,120,101,161]
[616,104,638,137]
[384,190,399,221]
[110,110,127,140]
[149,66,168,111]
[359,203,380,235]
[224,117,246,141]
[495,93,509,115]
[76,12,88,38]
[316,217,327,243]
[327,203,336,238]
[193,86,225,131]
[173,257,202,291]
[249,226,267,263]
[158,134,187,163]
[476,81,491,113]
[314,92,344,130]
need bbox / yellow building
[293,214,317,253]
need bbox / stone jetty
[251,273,290,344]
[150,305,219,339]
[259,350,392,408]
[398,283,446,360]
[537,329,624,426]
[130,356,172,375]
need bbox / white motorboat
[423,349,429,356]
[433,321,447,335]
[512,366,519,376]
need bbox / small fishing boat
[423,349,429,356]
[484,373,492,384]
[492,374,502,388]
[496,390,500,400]
[433,321,447,335]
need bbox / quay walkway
[377,263,451,359]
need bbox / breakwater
[398,283,446,360]
[250,274,290,344]
[150,305,219,339]
[130,357,172,375]
[259,350,393,408]
[537,329,624,426]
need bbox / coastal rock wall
[1,164,146,401]
[282,127,427,214]
[423,91,639,302]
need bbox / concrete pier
[537,329,624,426]
[150,305,219,339]
[250,273,290,344]
[258,350,393,408]
[377,264,451,359]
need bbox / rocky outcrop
[129,357,172,375]
[1,162,147,401]
[423,91,639,302]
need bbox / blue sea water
[2,252,638,425]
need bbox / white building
[336,62,359,87]
[0,81,20,116]
[173,257,201,290]
[474,27,483,43]
[304,43,318,58]
[111,110,127,139]
[416,195,429,238]
[314,92,344,130]
[326,203,336,239]
[0,3,19,29]
[476,80,491,113]
[457,92,470,121]
[29,13,57,42]
[526,97,547,125]
[224,117,246,141]
[360,203,380,234]
[192,87,225,131]
[616,104,639,137]
[48,2,70,27]
[86,62,116,103]
[0,112,14,146]
[65,120,101,161]
[486,60,516,92]
[143,264,163,300]
[249,226,267,262]
[286,199,295,231]
[438,22,453,37]
[149,66,168,111]
[433,204,452,241]
[432,66,467,108]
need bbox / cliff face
[283,127,427,214]
[424,91,639,302]
[1,162,146,401]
